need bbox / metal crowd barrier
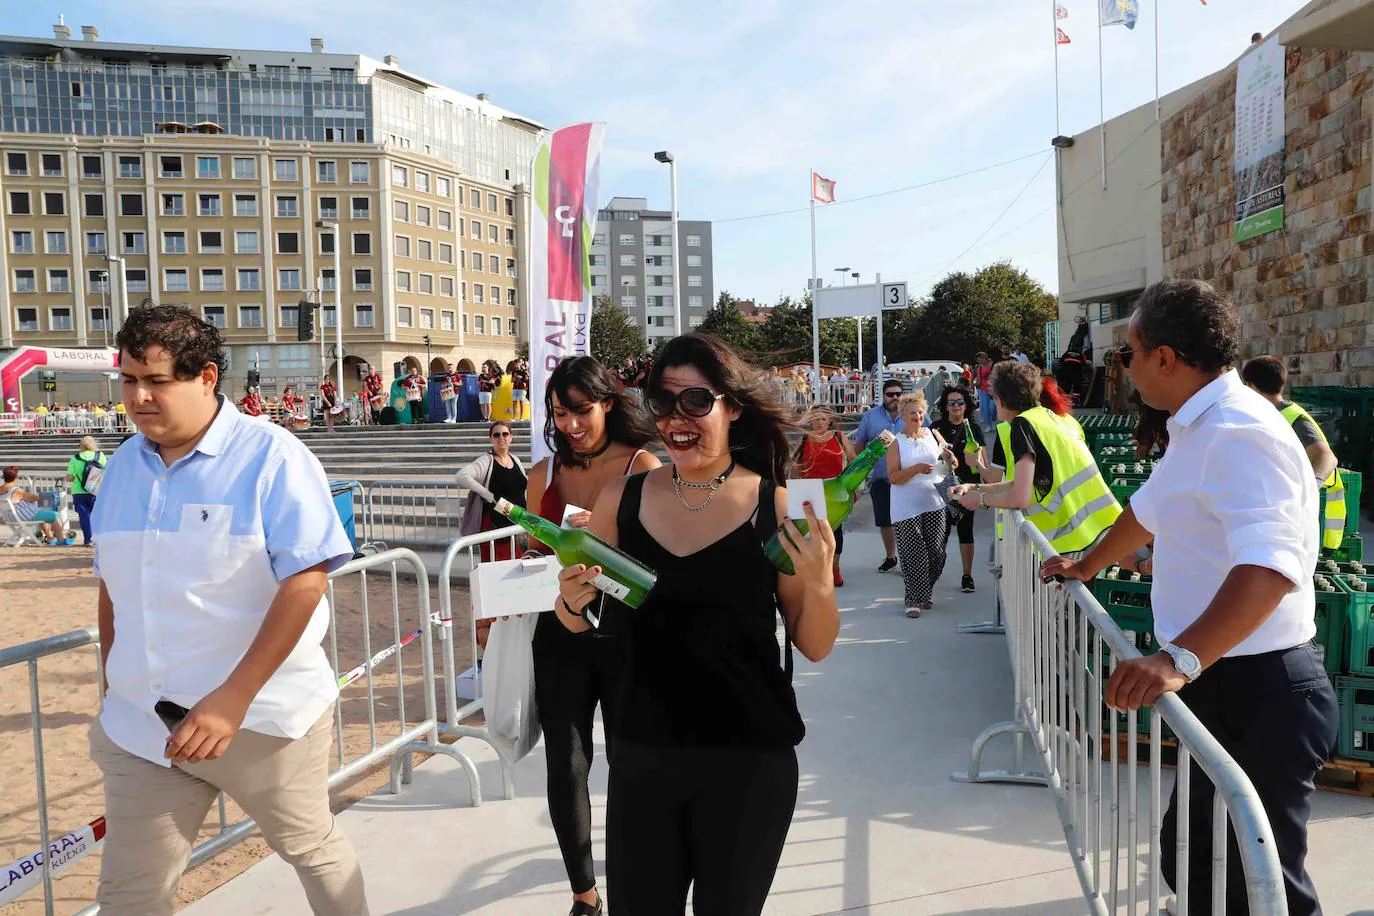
[433,526,525,802]
[0,411,132,435]
[1,548,481,915]
[955,511,1287,915]
[360,479,467,550]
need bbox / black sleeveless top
[613,472,805,750]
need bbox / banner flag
[1235,36,1286,241]
[811,171,837,204]
[1057,27,1071,44]
[1056,4,1068,19]
[527,123,605,463]
[1100,0,1138,29]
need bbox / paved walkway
[185,514,1373,915]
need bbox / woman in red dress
[240,386,263,417]
[794,409,855,585]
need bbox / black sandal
[569,894,603,916]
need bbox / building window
[233,193,258,217]
[91,307,112,331]
[44,230,68,255]
[276,195,299,218]
[475,283,488,305]
[280,304,300,328]
[471,251,483,272]
[39,153,62,177]
[274,158,299,181]
[506,258,517,277]
[392,165,408,187]
[470,220,482,241]
[415,171,430,193]
[491,314,503,336]
[396,270,412,291]
[84,193,105,217]
[232,156,257,180]
[488,223,498,244]
[162,231,187,254]
[126,269,149,293]
[474,314,485,334]
[397,306,413,327]
[686,234,702,247]
[119,192,143,217]
[6,151,28,176]
[198,193,222,217]
[239,305,263,328]
[507,288,516,307]
[394,199,409,222]
[196,156,220,179]
[322,305,337,329]
[415,205,431,227]
[506,227,516,247]
[505,197,514,217]
[353,268,373,290]
[441,310,455,331]
[43,191,65,216]
[203,305,226,328]
[237,268,261,291]
[17,307,38,331]
[81,155,102,180]
[687,254,703,267]
[462,312,468,333]
[621,295,638,308]
[688,295,703,308]
[201,268,226,292]
[419,273,434,294]
[489,254,499,274]
[491,286,501,306]
[461,281,467,302]
[441,276,455,297]
[350,161,370,183]
[321,232,336,255]
[163,269,189,292]
[438,243,453,263]
[355,303,374,327]
[10,230,33,254]
[487,192,498,212]
[321,268,336,291]
[50,307,73,331]
[161,193,184,217]
[196,230,222,254]
[591,274,605,287]
[159,155,183,178]
[7,191,30,216]
[438,209,452,230]
[418,239,432,260]
[419,307,435,329]
[118,155,142,179]
[278,268,302,290]
[436,176,451,197]
[86,231,107,255]
[319,195,338,219]
[460,251,466,270]
[352,197,370,219]
[352,232,372,255]
[506,317,518,336]
[277,232,300,254]
[235,230,259,254]
[395,235,411,258]
[122,231,146,254]
[688,275,703,287]
[470,188,481,209]
[317,160,337,183]
[14,269,37,293]
[618,233,635,246]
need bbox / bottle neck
[838,438,885,490]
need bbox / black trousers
[1162,643,1337,916]
[532,612,624,895]
[606,738,798,915]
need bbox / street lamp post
[654,151,682,336]
[833,266,850,286]
[106,255,128,336]
[316,219,344,398]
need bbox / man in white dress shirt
[89,304,367,915]
[1043,280,1337,916]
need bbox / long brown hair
[647,333,799,484]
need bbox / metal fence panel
[359,479,466,551]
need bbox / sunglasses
[883,390,903,398]
[646,387,726,419]
[1116,344,1154,368]
[946,400,966,407]
[490,430,511,438]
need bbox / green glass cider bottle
[492,498,658,611]
[765,429,897,575]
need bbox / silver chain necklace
[672,461,736,511]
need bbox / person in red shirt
[320,377,340,432]
[240,386,263,417]
[794,410,855,585]
[974,351,995,432]
[280,386,305,431]
[363,368,385,425]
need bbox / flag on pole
[1056,4,1068,19]
[1100,0,1138,29]
[1057,27,1071,44]
[528,122,605,464]
[811,171,836,204]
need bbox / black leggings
[606,739,798,915]
[532,612,624,894]
[944,506,975,545]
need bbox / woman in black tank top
[556,334,841,914]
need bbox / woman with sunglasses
[457,421,527,563]
[556,334,839,914]
[932,385,985,593]
[526,356,660,916]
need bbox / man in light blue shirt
[851,377,906,572]
[89,304,367,916]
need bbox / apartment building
[589,196,714,343]
[0,25,539,401]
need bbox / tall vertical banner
[527,123,605,463]
[1235,37,1286,242]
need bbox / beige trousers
[89,712,368,916]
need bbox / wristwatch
[1161,643,1203,682]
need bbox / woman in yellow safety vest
[950,361,1122,555]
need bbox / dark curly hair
[647,333,800,484]
[115,302,226,390]
[544,356,657,467]
[1134,279,1238,374]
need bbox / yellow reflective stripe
[1025,463,1101,517]
[1037,493,1121,544]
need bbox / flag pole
[1154,0,1161,120]
[1053,0,1061,136]
[810,183,821,390]
[1097,0,1107,190]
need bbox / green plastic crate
[1337,572,1374,677]
[1323,533,1364,564]
[1109,479,1141,505]
[1334,675,1374,763]
[1342,469,1362,533]
[1313,580,1350,674]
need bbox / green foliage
[698,291,761,356]
[589,295,647,367]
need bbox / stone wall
[1160,45,1374,385]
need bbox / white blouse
[889,431,946,524]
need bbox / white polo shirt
[91,397,354,765]
[1130,370,1318,656]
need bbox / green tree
[589,295,647,367]
[756,294,860,368]
[698,291,762,356]
[892,262,1057,364]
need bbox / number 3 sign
[881,282,908,311]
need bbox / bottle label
[589,573,631,601]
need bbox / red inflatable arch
[0,346,120,413]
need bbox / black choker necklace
[569,436,613,469]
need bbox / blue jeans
[73,493,96,544]
[978,390,996,433]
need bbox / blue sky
[12,0,1306,303]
